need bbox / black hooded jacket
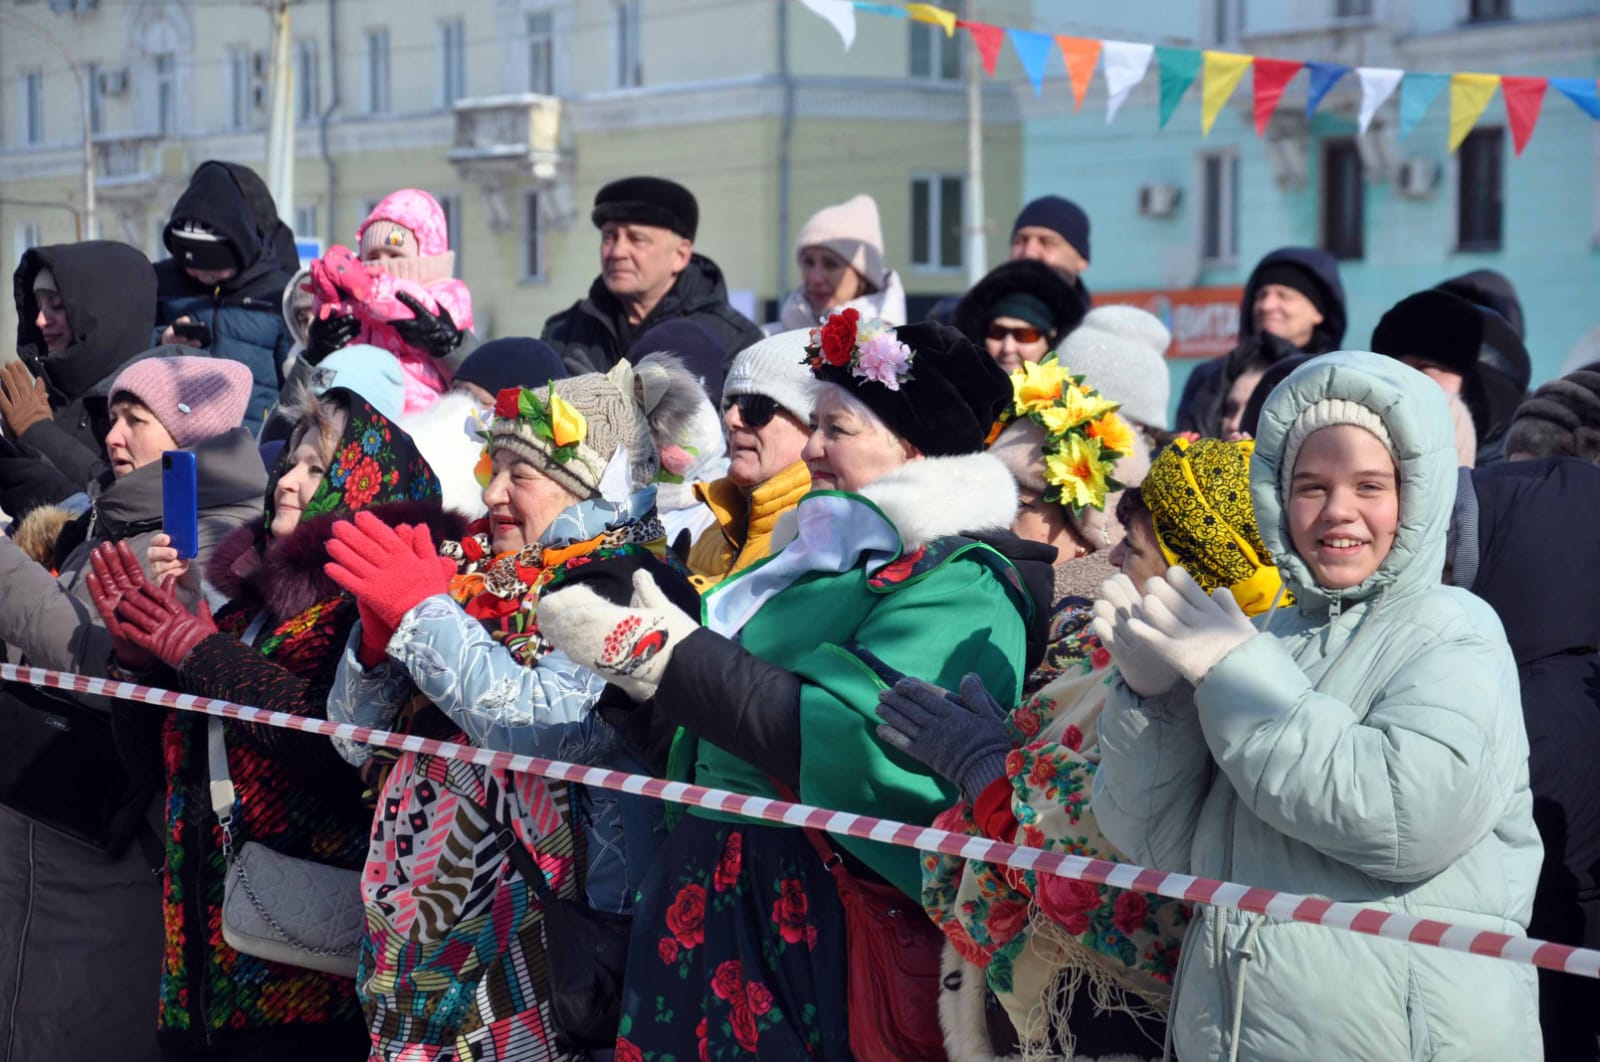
[4,242,157,516]
[541,252,763,375]
[1451,458,1600,1060]
[1175,247,1347,434]
[153,161,294,433]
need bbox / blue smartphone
[161,450,199,560]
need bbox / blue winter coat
[1094,351,1542,1061]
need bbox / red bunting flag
[1500,76,1548,156]
[957,19,1006,77]
[1253,58,1303,136]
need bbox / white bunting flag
[1356,67,1405,134]
[1103,41,1156,125]
[798,0,856,51]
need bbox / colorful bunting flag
[1252,57,1302,136]
[1305,62,1351,118]
[959,20,1006,78]
[1156,47,1202,128]
[1056,36,1101,112]
[1102,40,1154,125]
[1550,77,1600,120]
[1201,52,1253,136]
[1449,73,1501,151]
[1356,67,1404,133]
[850,2,904,18]
[905,2,956,35]
[1400,72,1449,138]
[1500,76,1547,155]
[800,0,857,50]
[1009,29,1056,97]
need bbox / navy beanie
[626,319,727,406]
[454,337,568,397]
[1012,195,1091,262]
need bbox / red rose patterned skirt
[615,816,851,1061]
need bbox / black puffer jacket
[1451,458,1600,1062]
[542,253,762,375]
[1175,247,1346,434]
[5,242,157,515]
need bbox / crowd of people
[0,156,1597,1062]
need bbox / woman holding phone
[89,385,459,1060]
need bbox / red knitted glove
[325,512,455,636]
[85,541,158,671]
[115,576,218,671]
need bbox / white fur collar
[858,452,1018,552]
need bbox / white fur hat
[1055,306,1173,430]
[794,195,887,292]
[723,329,819,422]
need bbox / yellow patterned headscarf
[1139,437,1289,616]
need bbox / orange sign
[1091,286,1246,360]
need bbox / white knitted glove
[1091,573,1181,698]
[1126,566,1258,687]
[535,569,700,702]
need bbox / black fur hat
[591,176,699,240]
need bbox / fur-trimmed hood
[206,498,470,623]
[856,452,1018,552]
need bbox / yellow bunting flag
[905,3,957,35]
[1201,51,1254,136]
[1449,72,1501,151]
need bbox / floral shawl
[922,599,1189,1053]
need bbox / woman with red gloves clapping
[88,386,456,1061]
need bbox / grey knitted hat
[1055,306,1173,430]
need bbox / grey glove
[875,673,1012,804]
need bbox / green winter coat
[1093,351,1542,1061]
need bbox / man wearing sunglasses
[685,330,819,590]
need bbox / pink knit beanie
[109,356,253,447]
[794,194,887,292]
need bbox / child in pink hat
[306,189,475,414]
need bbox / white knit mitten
[1126,566,1257,686]
[536,569,699,701]
[1091,573,1181,698]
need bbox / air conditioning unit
[1138,183,1181,218]
[1396,157,1439,200]
[97,67,130,96]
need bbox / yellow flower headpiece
[994,356,1131,516]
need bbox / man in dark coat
[2,241,157,518]
[1449,457,1600,1061]
[541,176,762,374]
[1174,246,1346,434]
[153,159,295,434]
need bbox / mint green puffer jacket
[1093,351,1542,1061]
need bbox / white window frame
[1204,0,1242,46]
[1197,150,1240,267]
[293,203,319,245]
[908,22,961,81]
[14,222,42,264]
[1334,0,1374,18]
[295,39,320,122]
[613,0,642,89]
[522,190,546,281]
[225,46,252,130]
[154,52,177,135]
[909,173,966,272]
[437,19,466,108]
[527,10,555,95]
[434,192,462,276]
[86,61,103,135]
[364,29,391,115]
[1455,126,1505,253]
[20,70,45,146]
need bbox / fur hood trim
[206,499,470,622]
[857,452,1018,552]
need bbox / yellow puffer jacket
[685,460,811,590]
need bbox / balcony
[93,131,169,199]
[448,94,569,230]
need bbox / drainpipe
[318,0,341,244]
[776,0,794,317]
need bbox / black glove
[876,673,1013,804]
[305,312,360,366]
[391,291,464,358]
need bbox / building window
[293,203,318,245]
[523,191,545,280]
[20,71,44,145]
[14,222,41,264]
[435,193,462,276]
[1199,152,1239,265]
[1204,0,1241,45]
[155,53,177,134]
[295,40,320,122]
[1321,139,1364,260]
[1458,128,1504,252]
[614,0,641,89]
[528,12,555,95]
[909,22,962,80]
[438,19,466,108]
[364,29,390,115]
[86,62,103,135]
[226,46,253,130]
[911,175,964,270]
[1468,0,1511,22]
[1334,0,1373,17]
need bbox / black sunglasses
[987,322,1046,344]
[726,393,779,429]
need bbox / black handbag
[490,811,632,1052]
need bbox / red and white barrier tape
[5,660,1596,980]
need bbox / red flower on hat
[819,308,859,367]
[493,387,522,421]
